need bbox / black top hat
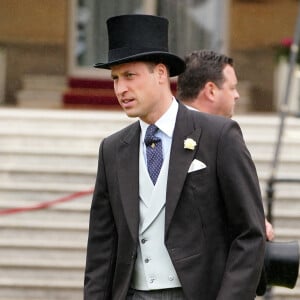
[94,14,185,77]
[256,241,300,296]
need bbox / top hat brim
[94,51,186,77]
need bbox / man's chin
[122,108,139,118]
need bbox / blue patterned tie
[144,124,163,185]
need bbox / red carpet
[63,77,119,108]
[63,77,178,109]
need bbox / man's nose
[235,90,240,100]
[115,79,128,96]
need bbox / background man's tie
[144,124,163,185]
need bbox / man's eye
[126,73,135,78]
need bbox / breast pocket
[186,166,209,189]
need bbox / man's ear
[156,63,168,83]
[203,82,216,102]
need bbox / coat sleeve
[84,139,117,300]
[216,120,266,299]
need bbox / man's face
[111,61,167,123]
[213,64,240,118]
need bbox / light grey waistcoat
[131,143,181,290]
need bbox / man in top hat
[84,14,266,300]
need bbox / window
[68,0,229,77]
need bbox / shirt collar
[185,103,198,111]
[140,97,178,140]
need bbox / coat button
[149,275,156,283]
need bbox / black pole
[266,179,274,224]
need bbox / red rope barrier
[0,188,94,215]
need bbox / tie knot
[144,124,160,146]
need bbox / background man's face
[214,65,240,118]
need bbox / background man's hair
[177,50,234,101]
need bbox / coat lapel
[165,104,202,234]
[117,121,140,241]
[116,105,203,239]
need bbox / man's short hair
[177,50,234,101]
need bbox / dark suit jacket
[84,102,266,300]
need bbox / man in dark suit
[84,14,266,300]
[177,49,275,241]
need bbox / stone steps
[271,286,300,300]
[0,259,84,280]
[0,278,82,300]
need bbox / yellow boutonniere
[184,138,197,150]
